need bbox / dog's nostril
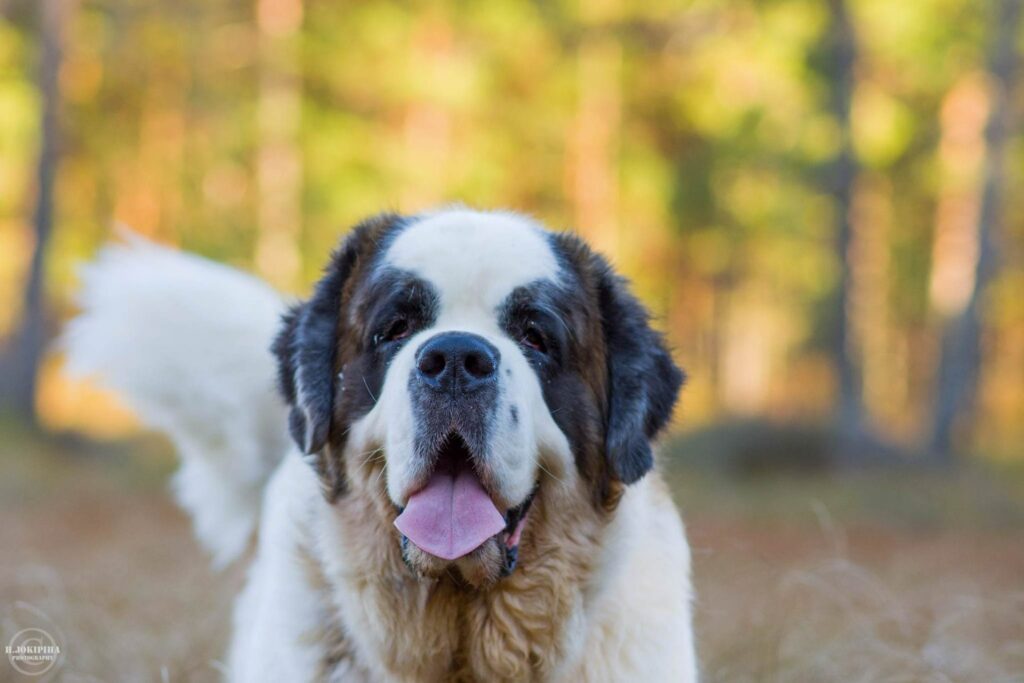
[417,350,447,378]
[463,351,495,379]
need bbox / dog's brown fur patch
[300,444,608,682]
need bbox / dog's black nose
[416,332,500,393]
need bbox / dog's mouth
[394,432,537,576]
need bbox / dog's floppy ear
[272,238,359,457]
[272,216,396,466]
[598,265,685,484]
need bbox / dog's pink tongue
[394,469,506,561]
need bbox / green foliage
[0,0,1020,455]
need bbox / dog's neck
[303,482,610,682]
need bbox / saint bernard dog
[64,208,697,682]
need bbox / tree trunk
[254,0,303,290]
[568,5,622,259]
[0,0,63,425]
[825,0,863,437]
[928,0,1022,461]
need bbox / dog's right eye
[372,317,412,347]
[383,318,410,343]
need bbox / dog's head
[273,209,683,586]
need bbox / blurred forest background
[1,0,1024,681]
[0,0,1022,461]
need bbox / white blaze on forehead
[385,209,561,313]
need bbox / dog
[64,208,697,682]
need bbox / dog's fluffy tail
[62,232,290,567]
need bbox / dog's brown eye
[384,318,410,342]
[521,326,546,353]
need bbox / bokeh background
[1,0,1023,681]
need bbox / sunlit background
[1,0,1023,681]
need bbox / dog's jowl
[66,208,697,682]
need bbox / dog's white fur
[64,234,289,567]
[63,216,698,682]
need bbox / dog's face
[274,209,683,586]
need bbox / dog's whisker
[537,462,565,486]
[363,378,378,403]
[374,462,388,487]
[355,446,386,470]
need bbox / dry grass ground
[1,425,1022,682]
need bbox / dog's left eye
[520,324,547,354]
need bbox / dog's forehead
[384,210,561,311]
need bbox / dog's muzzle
[395,332,534,576]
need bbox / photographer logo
[6,628,61,676]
